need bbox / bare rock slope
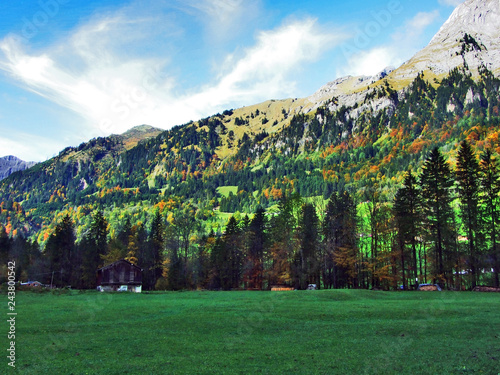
[391,0,500,82]
[0,156,37,180]
[302,0,500,117]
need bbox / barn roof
[98,259,142,271]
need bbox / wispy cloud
[0,4,341,139]
[339,10,440,77]
[181,0,260,41]
[190,18,345,110]
[406,10,441,34]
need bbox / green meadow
[5,290,500,374]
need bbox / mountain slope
[302,0,500,116]
[390,0,500,84]
[0,0,499,242]
[0,156,36,181]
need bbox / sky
[0,0,465,162]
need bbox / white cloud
[342,47,399,77]
[0,133,64,162]
[190,18,345,110]
[407,11,440,34]
[0,7,341,142]
[176,0,261,42]
[438,0,465,7]
[339,10,440,77]
[183,0,246,26]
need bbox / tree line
[1,141,499,291]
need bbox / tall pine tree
[145,210,164,290]
[479,148,500,287]
[245,206,266,289]
[420,148,456,287]
[456,140,481,288]
[323,191,357,289]
[81,211,108,289]
[296,203,320,289]
[394,169,423,289]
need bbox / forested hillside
[1,62,499,291]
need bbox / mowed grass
[216,186,238,198]
[7,290,500,375]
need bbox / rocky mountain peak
[0,155,37,181]
[301,0,499,121]
[432,0,500,44]
[391,0,500,82]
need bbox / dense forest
[1,140,499,291]
[1,64,500,290]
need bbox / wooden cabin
[97,259,142,293]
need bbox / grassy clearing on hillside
[6,290,500,374]
[216,186,238,198]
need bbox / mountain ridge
[0,0,499,242]
[0,155,37,181]
[391,0,500,82]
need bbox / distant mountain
[56,124,163,162]
[0,155,36,180]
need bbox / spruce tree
[456,140,480,288]
[420,148,456,287]
[323,192,341,288]
[246,206,266,289]
[297,203,320,289]
[323,191,357,289]
[0,224,11,266]
[146,210,164,289]
[268,194,300,287]
[224,216,243,289]
[394,169,423,289]
[479,148,500,287]
[81,211,108,289]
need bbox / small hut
[97,259,142,293]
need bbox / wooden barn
[97,259,142,293]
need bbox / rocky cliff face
[0,156,37,180]
[300,0,500,122]
[391,0,500,82]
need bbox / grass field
[5,290,500,374]
[216,186,238,198]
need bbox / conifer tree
[45,214,76,286]
[394,169,423,289]
[224,216,243,289]
[328,191,358,288]
[117,215,132,248]
[268,194,300,287]
[81,211,108,289]
[145,210,164,290]
[420,148,456,287]
[456,140,480,288]
[194,230,214,289]
[245,206,267,289]
[323,192,343,288]
[296,203,320,289]
[0,224,11,266]
[209,235,232,290]
[479,148,500,287]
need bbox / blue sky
[0,0,464,161]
